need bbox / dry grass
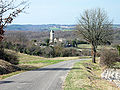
[0,50,81,80]
[0,71,24,79]
[64,60,119,90]
[18,52,80,64]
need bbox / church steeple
[50,30,54,43]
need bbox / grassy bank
[64,60,118,90]
[18,52,80,64]
[0,51,80,80]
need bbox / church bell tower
[50,30,54,43]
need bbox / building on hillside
[58,38,66,43]
[54,38,59,43]
[54,38,66,43]
[49,30,66,44]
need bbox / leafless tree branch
[76,8,113,63]
[0,0,29,42]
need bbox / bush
[99,49,119,67]
[54,46,82,57]
[42,47,54,58]
[81,49,91,56]
[41,46,82,58]
[96,51,101,57]
[64,48,82,57]
[60,48,73,57]
[0,49,19,65]
[54,46,64,57]
[2,41,82,58]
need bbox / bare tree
[5,31,29,45]
[0,0,29,42]
[76,8,113,63]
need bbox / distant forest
[6,24,76,31]
[4,31,79,43]
[6,24,120,31]
[2,24,120,44]
[4,29,120,44]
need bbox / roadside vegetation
[0,49,80,80]
[64,48,120,90]
[0,42,118,80]
[64,60,119,90]
[2,41,82,58]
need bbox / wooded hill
[6,24,75,31]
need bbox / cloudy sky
[13,0,120,25]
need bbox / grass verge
[64,60,118,90]
[0,51,81,80]
[0,71,24,79]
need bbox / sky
[12,0,120,25]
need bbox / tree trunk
[92,45,96,63]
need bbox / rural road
[0,59,88,90]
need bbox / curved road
[0,59,88,90]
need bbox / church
[49,30,66,44]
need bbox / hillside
[6,24,75,31]
[5,30,78,42]
[5,24,120,32]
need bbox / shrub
[96,51,101,57]
[54,46,64,57]
[81,49,91,56]
[42,47,54,58]
[2,41,82,58]
[81,49,101,57]
[99,49,119,67]
[65,48,82,56]
[61,48,72,57]
[0,49,19,65]
[54,46,82,57]
[41,46,82,58]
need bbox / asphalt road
[0,59,88,90]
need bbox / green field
[78,44,114,50]
[50,27,61,30]
[50,27,74,31]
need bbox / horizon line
[10,23,120,25]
